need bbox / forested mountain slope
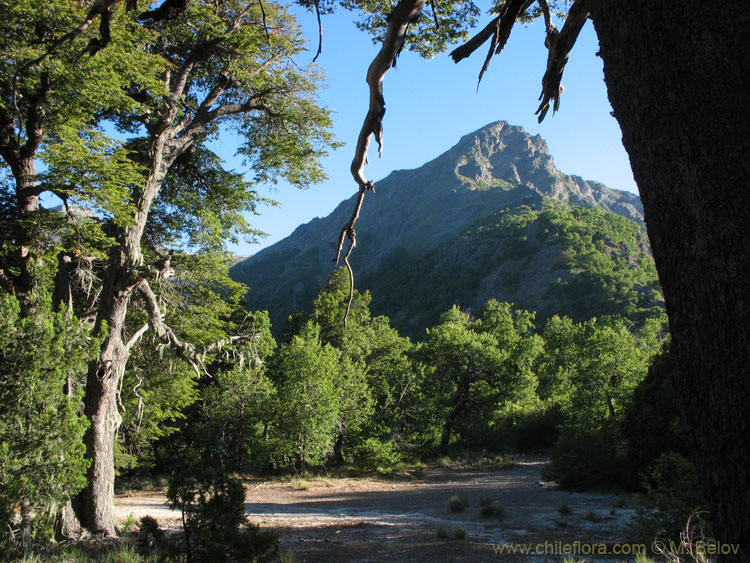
[231,121,661,336]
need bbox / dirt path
[115,458,640,562]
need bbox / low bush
[479,498,504,518]
[448,495,469,512]
[630,452,710,544]
[166,448,279,562]
[543,421,629,489]
[352,438,401,475]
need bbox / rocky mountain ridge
[231,121,657,336]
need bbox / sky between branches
[214,4,636,256]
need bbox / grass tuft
[557,500,572,515]
[290,477,310,490]
[479,497,504,518]
[448,494,469,512]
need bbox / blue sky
[222,6,637,256]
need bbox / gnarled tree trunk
[80,264,132,535]
[591,2,750,559]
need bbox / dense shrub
[630,452,709,544]
[543,421,630,489]
[166,449,278,562]
[352,438,402,474]
[623,346,686,486]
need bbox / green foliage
[0,0,162,147]
[117,254,254,475]
[0,292,97,555]
[338,0,480,58]
[419,301,543,451]
[479,498,504,518]
[269,323,344,471]
[631,452,709,544]
[351,438,401,474]
[448,495,469,512]
[544,421,629,489]
[623,345,686,484]
[147,146,275,253]
[540,316,659,488]
[351,203,664,339]
[167,449,279,562]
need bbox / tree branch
[135,280,261,372]
[535,0,590,122]
[449,0,532,64]
[311,0,323,62]
[334,0,426,326]
[137,279,205,377]
[125,322,150,351]
[449,0,531,87]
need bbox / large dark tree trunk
[591,2,750,559]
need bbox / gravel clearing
[115,458,639,562]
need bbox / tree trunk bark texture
[80,265,132,536]
[78,135,176,536]
[591,2,750,559]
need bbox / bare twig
[311,0,324,62]
[334,0,426,326]
[429,0,440,29]
[258,0,272,45]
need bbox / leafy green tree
[0,0,158,305]
[4,0,339,534]
[2,0,338,535]
[541,317,657,488]
[116,255,265,475]
[0,291,97,557]
[305,269,411,465]
[419,302,541,451]
[269,323,342,471]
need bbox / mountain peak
[232,122,648,334]
[413,121,558,196]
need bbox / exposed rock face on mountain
[231,121,660,337]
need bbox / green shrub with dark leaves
[167,449,278,562]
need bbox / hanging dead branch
[449,0,531,85]
[450,0,590,121]
[334,0,426,326]
[311,0,324,62]
[534,0,589,121]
